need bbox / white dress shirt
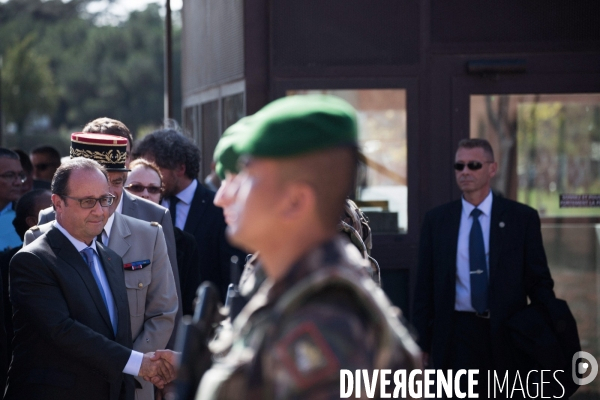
[98,212,115,244]
[54,221,143,375]
[161,179,197,230]
[115,192,124,214]
[454,190,493,312]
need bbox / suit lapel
[96,243,130,344]
[107,213,131,259]
[121,190,136,216]
[47,228,113,333]
[489,195,508,286]
[183,183,209,233]
[445,200,462,282]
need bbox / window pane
[222,93,245,132]
[471,94,600,396]
[201,100,220,179]
[287,89,407,233]
[471,94,600,217]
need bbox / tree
[0,0,181,141]
[1,34,58,133]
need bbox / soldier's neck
[261,229,335,282]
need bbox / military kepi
[234,94,358,158]
[70,132,130,171]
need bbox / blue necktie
[469,208,488,314]
[81,247,116,333]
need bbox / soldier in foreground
[189,95,421,398]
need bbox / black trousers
[443,311,493,399]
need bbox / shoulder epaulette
[30,226,40,231]
[150,221,160,227]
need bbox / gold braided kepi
[70,132,130,171]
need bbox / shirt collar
[115,193,124,214]
[104,212,115,239]
[0,203,13,215]
[462,190,493,217]
[55,221,98,253]
[174,179,197,205]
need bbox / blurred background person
[12,149,51,196]
[0,189,52,382]
[133,129,245,301]
[29,145,61,183]
[125,159,201,317]
[11,150,33,197]
[0,149,26,252]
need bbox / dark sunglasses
[125,184,162,195]
[454,161,492,171]
[34,163,58,171]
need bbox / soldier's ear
[281,182,315,221]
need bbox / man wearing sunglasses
[413,138,556,396]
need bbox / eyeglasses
[61,194,115,209]
[34,163,58,172]
[454,161,493,171]
[125,184,162,195]
[0,171,27,183]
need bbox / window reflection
[471,93,600,396]
[288,89,408,233]
[471,94,600,217]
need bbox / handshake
[139,349,180,389]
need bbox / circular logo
[572,351,598,386]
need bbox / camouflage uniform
[197,236,421,400]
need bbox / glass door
[462,87,600,397]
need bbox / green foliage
[0,0,181,142]
[1,33,59,132]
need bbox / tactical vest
[200,257,422,400]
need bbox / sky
[0,0,183,24]
[86,0,182,19]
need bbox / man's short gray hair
[51,157,108,196]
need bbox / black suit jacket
[173,228,201,316]
[0,247,17,384]
[38,191,182,348]
[5,227,135,400]
[182,183,245,301]
[413,194,555,370]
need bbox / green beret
[214,115,257,179]
[233,95,358,158]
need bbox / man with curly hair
[133,130,245,302]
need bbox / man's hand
[139,352,176,389]
[151,349,181,368]
[148,350,181,388]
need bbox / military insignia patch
[275,321,340,389]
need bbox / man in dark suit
[134,129,246,302]
[37,118,183,346]
[6,158,174,400]
[413,138,556,395]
